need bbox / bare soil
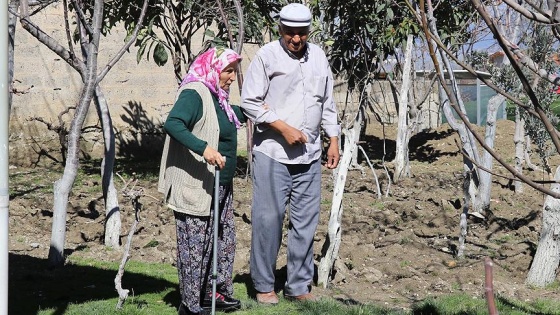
[8,119,560,311]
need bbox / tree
[313,0,473,287]
[418,0,560,286]
[129,0,281,82]
[19,0,149,266]
[393,34,414,182]
[313,0,411,287]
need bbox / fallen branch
[115,209,138,309]
[114,173,158,309]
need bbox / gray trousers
[250,151,321,296]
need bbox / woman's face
[219,61,239,92]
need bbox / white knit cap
[279,3,311,27]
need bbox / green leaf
[137,40,147,64]
[386,8,394,20]
[153,42,168,67]
[143,240,159,248]
[204,29,216,38]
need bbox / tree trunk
[48,0,103,267]
[49,85,97,266]
[426,2,484,256]
[526,166,560,287]
[318,126,357,287]
[94,86,121,248]
[393,34,414,183]
[429,18,482,217]
[350,104,363,170]
[475,94,504,212]
[514,107,525,193]
[457,172,470,257]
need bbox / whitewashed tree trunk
[21,0,148,264]
[457,176,469,257]
[318,126,357,287]
[428,9,482,200]
[428,16,481,255]
[349,105,364,170]
[437,66,481,211]
[48,0,103,267]
[526,166,560,286]
[94,87,121,248]
[514,108,525,193]
[393,34,414,183]
[475,94,504,212]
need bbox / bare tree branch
[502,0,559,24]
[418,0,560,198]
[19,7,86,75]
[472,0,560,153]
[97,0,149,82]
[62,0,77,65]
[457,138,557,184]
[71,0,94,35]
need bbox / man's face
[280,25,310,55]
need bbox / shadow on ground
[360,128,458,163]
[9,253,177,315]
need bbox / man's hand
[269,120,307,145]
[282,126,308,145]
[203,146,226,169]
[325,137,340,169]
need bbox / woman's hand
[203,146,226,169]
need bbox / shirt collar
[279,38,309,61]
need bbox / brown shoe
[285,292,318,302]
[256,291,279,305]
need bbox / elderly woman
[158,47,244,315]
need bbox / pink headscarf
[180,47,243,128]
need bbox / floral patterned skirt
[174,184,236,313]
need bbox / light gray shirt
[241,39,340,164]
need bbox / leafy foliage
[73,0,282,80]
[134,0,282,80]
[313,0,472,89]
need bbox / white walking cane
[211,161,222,315]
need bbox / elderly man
[241,3,340,304]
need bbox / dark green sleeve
[232,105,247,123]
[163,89,207,156]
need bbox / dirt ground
[8,119,560,311]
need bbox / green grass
[8,157,164,200]
[9,168,57,197]
[9,255,560,315]
[492,234,514,245]
[412,293,560,315]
